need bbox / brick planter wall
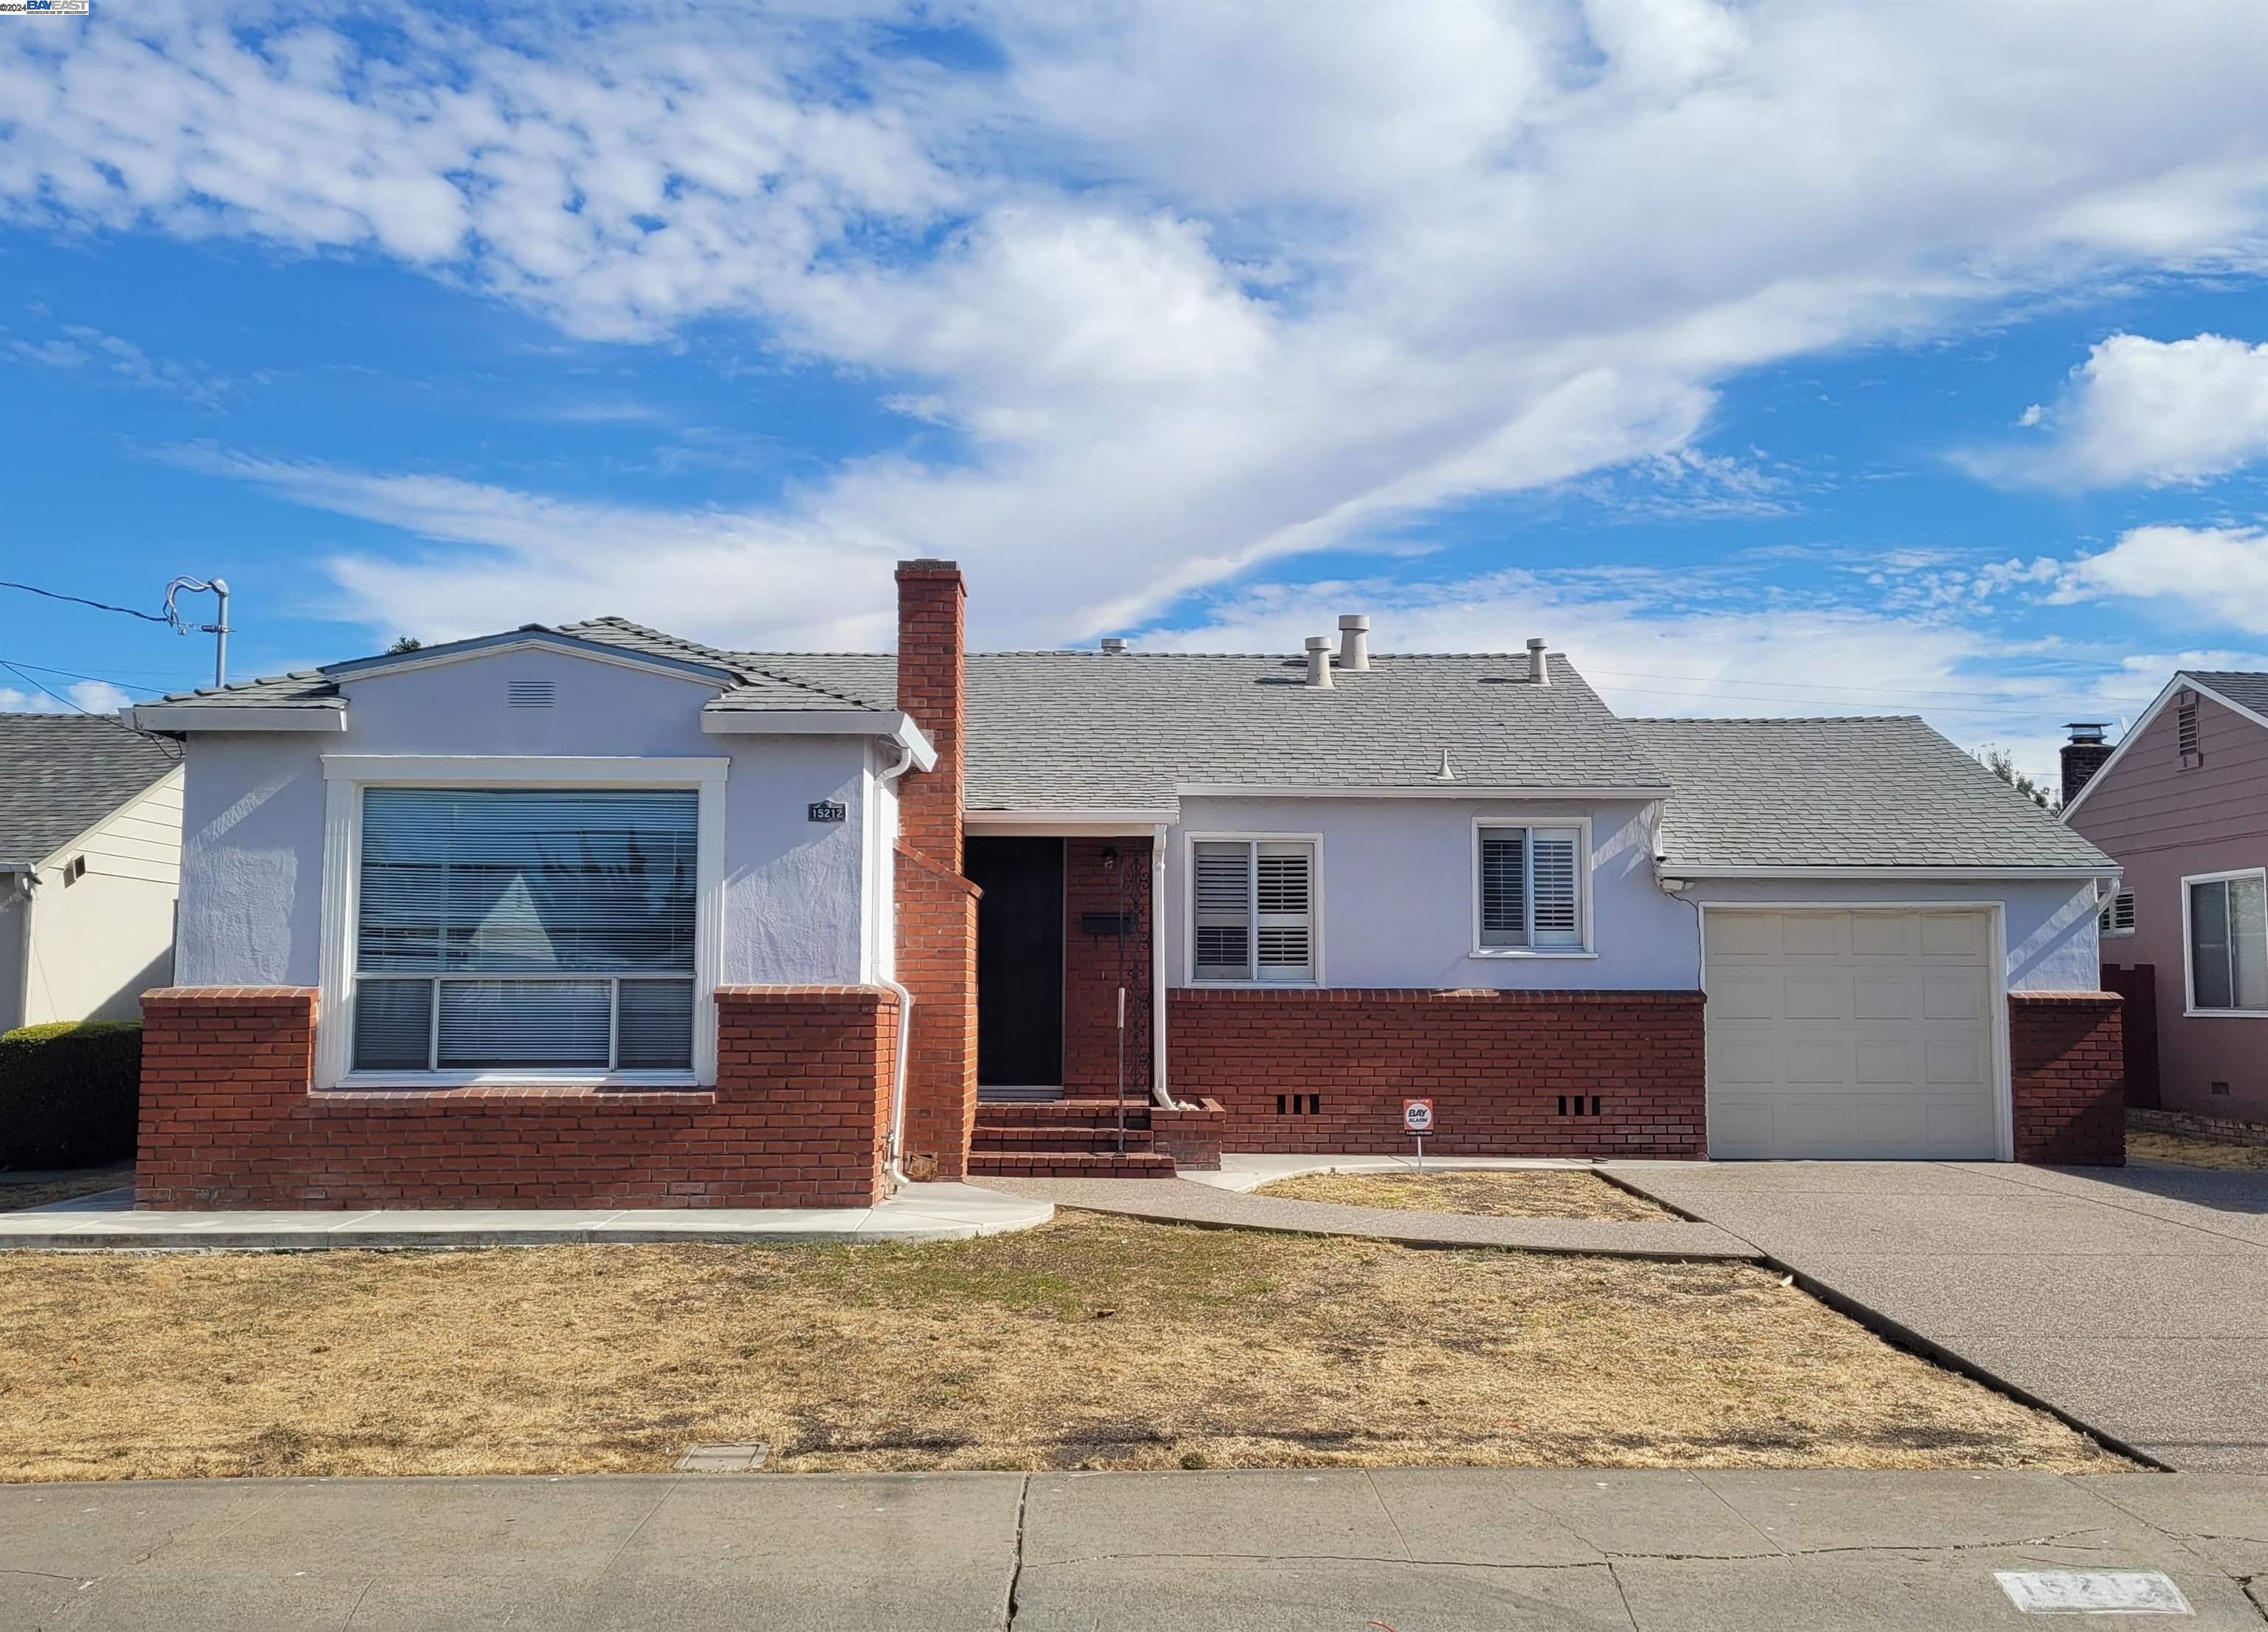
[1166,987,1706,1157]
[2009,992,2125,1167]
[1151,1097,1226,1170]
[2126,1105,2268,1148]
[136,984,898,1209]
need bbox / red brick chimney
[895,558,966,871]
[892,559,977,1179]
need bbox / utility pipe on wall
[873,738,921,1187]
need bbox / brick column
[138,985,317,1207]
[2010,992,2125,1165]
[891,558,979,1179]
[895,558,965,871]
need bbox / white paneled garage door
[1704,908,2002,1161]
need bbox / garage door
[1705,909,2001,1160]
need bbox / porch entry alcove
[968,836,1065,1098]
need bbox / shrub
[0,1020,140,1170]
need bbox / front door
[967,837,1065,1091]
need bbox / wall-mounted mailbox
[1079,911,1135,935]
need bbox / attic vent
[507,680,557,709]
[2176,691,2202,769]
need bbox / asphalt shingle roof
[2187,671,2268,719]
[1626,716,2114,871]
[0,715,179,868]
[137,621,2118,871]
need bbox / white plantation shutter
[351,788,699,1073]
[1194,841,1254,981]
[1255,843,1313,981]
[1193,839,1316,982]
[1530,827,1582,947]
[1479,829,1528,947]
[1477,824,1585,950]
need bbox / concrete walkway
[0,1468,2261,1629]
[971,1172,1759,1259]
[0,1182,1051,1249]
[1609,1160,2268,1475]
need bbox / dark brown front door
[967,837,1065,1088]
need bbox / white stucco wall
[174,647,881,990]
[1164,796,1696,990]
[1161,795,2104,995]
[1685,876,2103,995]
[17,768,182,1026]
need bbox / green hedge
[0,1020,141,1170]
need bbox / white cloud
[2057,524,2268,633]
[1970,332,2268,487]
[0,679,137,715]
[10,2,2268,642]
[7,322,231,407]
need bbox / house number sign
[806,800,848,823]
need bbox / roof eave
[1663,863,2120,882]
[121,704,347,733]
[1174,782,1673,800]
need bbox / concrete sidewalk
[1609,1160,2268,1475]
[969,1173,1759,1259]
[0,1468,2261,1630]
[0,1182,1051,1249]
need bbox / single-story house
[2062,672,2268,1123]
[124,560,2126,1210]
[0,714,182,1033]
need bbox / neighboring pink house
[2063,672,2268,1125]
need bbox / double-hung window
[2187,870,2268,1015]
[1193,839,1316,983]
[351,788,701,1074]
[1475,823,1586,951]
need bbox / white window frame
[1182,832,1324,987]
[2097,886,2135,939]
[2180,867,2268,1020]
[316,756,729,1088]
[1468,815,1596,959]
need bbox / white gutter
[1666,864,2117,881]
[1151,822,1170,1108]
[873,738,923,1187]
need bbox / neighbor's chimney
[1305,635,1334,688]
[1526,636,1551,685]
[1337,614,1371,671]
[896,558,966,871]
[2061,721,2113,806]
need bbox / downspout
[874,740,921,1186]
[1150,823,1172,1108]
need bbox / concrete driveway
[1610,1160,2268,1474]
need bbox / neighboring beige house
[0,716,183,1032]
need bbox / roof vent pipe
[1304,636,1334,689]
[1526,637,1550,685]
[1099,637,1128,654]
[1337,614,1371,672]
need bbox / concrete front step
[975,1099,1154,1129]
[972,1125,1158,1154]
[966,1151,1178,1179]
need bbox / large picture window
[351,788,700,1073]
[2188,871,2268,1015]
[1476,823,1586,951]
[1192,838,1316,983]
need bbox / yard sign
[1403,1097,1434,1170]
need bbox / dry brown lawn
[1256,1168,1671,1221]
[0,1165,133,1212]
[2128,1131,2268,1170]
[0,1212,2122,1484]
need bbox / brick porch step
[972,1124,1158,1154]
[973,1099,1153,1129]
[966,1151,1179,1179]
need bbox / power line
[1581,665,2109,710]
[0,657,166,695]
[0,580,171,623]
[0,659,182,757]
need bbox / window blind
[351,788,698,1072]
[1194,839,1314,981]
[2190,876,2268,1012]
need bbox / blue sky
[4,1,2267,781]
